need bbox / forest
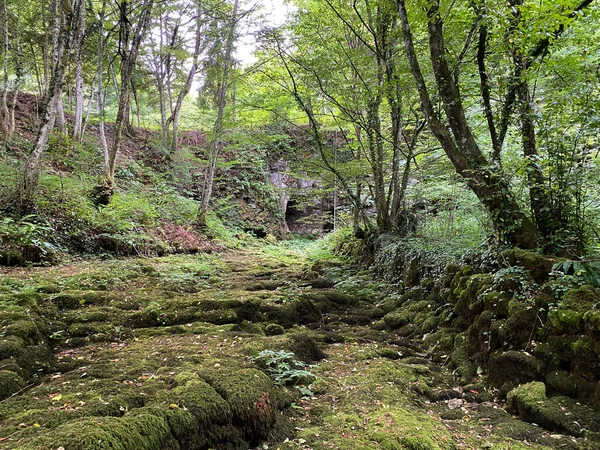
[0,0,599,449]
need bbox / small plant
[552,260,600,287]
[252,350,316,388]
[0,215,56,264]
[493,266,532,300]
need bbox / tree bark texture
[397,0,537,248]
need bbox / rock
[507,382,600,436]
[487,350,543,388]
[285,333,326,363]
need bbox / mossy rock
[453,273,493,326]
[382,310,412,330]
[487,351,543,389]
[264,323,285,336]
[3,319,43,344]
[0,335,26,360]
[545,370,598,402]
[507,382,600,436]
[494,420,547,442]
[0,369,25,400]
[16,413,173,450]
[201,368,287,441]
[583,309,600,333]
[548,308,585,333]
[449,333,477,382]
[562,285,600,310]
[173,378,232,426]
[503,249,554,283]
[284,333,326,363]
[19,343,55,376]
[501,299,538,347]
[68,321,114,338]
[376,347,403,360]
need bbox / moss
[173,379,232,425]
[494,420,545,442]
[366,408,453,450]
[285,333,326,363]
[501,299,537,347]
[292,297,322,324]
[3,319,42,344]
[20,343,55,376]
[68,321,114,338]
[453,273,493,326]
[382,310,411,330]
[201,368,282,440]
[17,413,173,450]
[583,309,600,333]
[545,370,596,401]
[503,249,554,283]
[562,285,600,310]
[0,370,25,400]
[548,308,584,333]
[0,335,26,360]
[449,333,476,382]
[487,351,542,388]
[376,347,403,360]
[264,323,285,336]
[507,382,600,436]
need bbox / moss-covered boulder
[0,369,25,400]
[507,382,600,437]
[284,333,326,363]
[16,413,174,450]
[487,351,543,390]
[201,368,290,442]
[548,285,600,334]
[500,299,538,348]
[452,273,493,327]
[502,249,554,283]
[545,370,599,402]
[264,323,285,336]
[174,378,232,426]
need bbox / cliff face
[268,158,334,237]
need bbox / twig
[0,383,35,403]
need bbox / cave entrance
[285,199,301,223]
[244,228,267,238]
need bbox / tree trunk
[0,0,10,138]
[41,0,51,96]
[72,0,86,142]
[18,0,74,214]
[197,0,238,228]
[397,0,537,248]
[519,78,553,247]
[101,0,154,201]
[55,96,66,133]
[166,0,204,156]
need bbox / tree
[0,0,23,140]
[396,0,594,249]
[71,0,86,142]
[97,0,154,204]
[258,0,426,233]
[197,0,240,227]
[17,0,77,214]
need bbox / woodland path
[0,243,581,449]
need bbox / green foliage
[252,349,316,388]
[0,215,52,251]
[0,215,56,264]
[551,260,600,287]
